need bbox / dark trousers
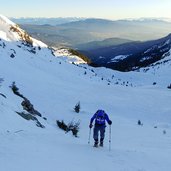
[93,125,105,143]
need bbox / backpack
[95,110,106,125]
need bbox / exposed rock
[16,112,44,128]
[21,98,42,117]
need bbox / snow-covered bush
[138,120,143,126]
[163,130,166,134]
[56,120,80,137]
[67,120,80,137]
[74,101,81,113]
[10,82,42,117]
[56,120,68,132]
[167,84,171,89]
[10,81,23,97]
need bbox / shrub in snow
[2,42,6,48]
[56,120,68,132]
[21,98,42,117]
[10,82,42,117]
[138,120,143,126]
[56,120,80,137]
[10,82,18,92]
[10,82,24,98]
[163,130,166,134]
[67,120,80,137]
[74,101,81,113]
[43,117,47,120]
[167,84,171,89]
[28,48,36,54]
[10,53,15,58]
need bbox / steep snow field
[1,15,171,171]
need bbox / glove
[89,123,93,128]
[108,120,112,125]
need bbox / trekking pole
[88,128,92,144]
[109,125,112,151]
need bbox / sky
[0,0,171,19]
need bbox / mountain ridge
[79,33,171,71]
[18,18,171,47]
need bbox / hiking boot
[94,141,98,147]
[94,144,98,147]
[99,142,103,147]
[100,138,104,147]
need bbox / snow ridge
[0,14,47,48]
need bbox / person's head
[97,109,105,116]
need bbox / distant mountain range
[16,18,171,47]
[10,17,85,25]
[11,17,171,72]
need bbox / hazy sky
[0,0,170,19]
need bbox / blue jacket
[90,110,111,126]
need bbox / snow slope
[138,49,171,75]
[54,47,87,64]
[1,15,171,171]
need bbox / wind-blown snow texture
[0,15,171,171]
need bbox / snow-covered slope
[0,14,46,47]
[1,15,171,171]
[138,49,171,74]
[54,47,87,64]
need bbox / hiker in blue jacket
[89,109,112,147]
